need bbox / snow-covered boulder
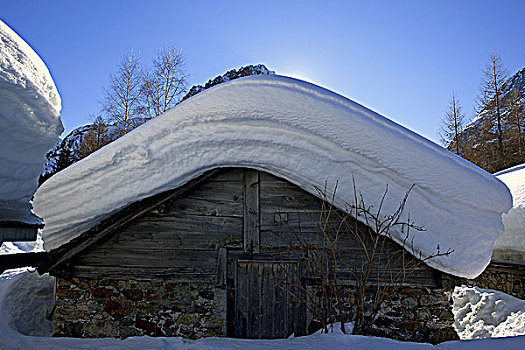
[494,164,525,264]
[0,20,63,229]
[34,74,511,279]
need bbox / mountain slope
[452,67,525,173]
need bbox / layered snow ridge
[494,164,525,261]
[34,75,511,278]
[0,20,63,224]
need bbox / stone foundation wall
[307,286,458,344]
[55,277,457,343]
[447,263,525,300]
[54,278,226,338]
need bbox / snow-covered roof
[494,164,525,263]
[33,75,511,278]
[0,20,63,226]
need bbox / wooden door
[234,260,306,338]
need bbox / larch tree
[476,52,508,167]
[76,116,111,160]
[102,50,144,136]
[439,93,466,156]
[141,46,188,118]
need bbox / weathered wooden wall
[55,168,441,287]
[64,169,244,282]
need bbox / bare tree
[102,50,144,136]
[476,52,508,167]
[439,93,466,156]
[141,46,188,118]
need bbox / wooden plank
[74,249,218,269]
[235,262,248,337]
[55,265,216,282]
[39,169,221,274]
[261,262,274,337]
[164,182,243,217]
[217,248,227,287]
[243,170,260,254]
[94,215,243,251]
[206,168,244,182]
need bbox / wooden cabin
[37,167,459,343]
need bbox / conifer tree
[476,52,508,167]
[76,116,111,160]
[439,93,465,156]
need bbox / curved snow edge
[34,75,512,279]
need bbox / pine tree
[52,147,74,174]
[439,93,465,156]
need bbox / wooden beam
[217,247,227,287]
[39,169,221,274]
[243,169,260,254]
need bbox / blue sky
[1,0,524,143]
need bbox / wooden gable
[44,168,442,288]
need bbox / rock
[177,313,199,325]
[103,298,133,319]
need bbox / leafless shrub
[273,180,452,336]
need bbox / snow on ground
[0,230,44,255]
[452,286,525,339]
[0,270,524,350]
[0,19,63,225]
[494,164,525,254]
[34,75,511,279]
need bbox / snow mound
[33,75,511,278]
[0,19,63,224]
[2,272,54,337]
[494,164,525,260]
[452,286,525,339]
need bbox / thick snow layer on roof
[0,20,63,224]
[494,164,525,254]
[33,75,511,278]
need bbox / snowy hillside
[455,67,525,172]
[0,19,63,225]
[33,74,511,279]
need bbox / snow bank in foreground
[0,19,63,224]
[494,164,525,255]
[33,75,511,278]
[1,271,525,350]
[452,286,525,339]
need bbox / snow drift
[452,286,525,339]
[33,75,511,278]
[494,164,525,258]
[0,19,63,225]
